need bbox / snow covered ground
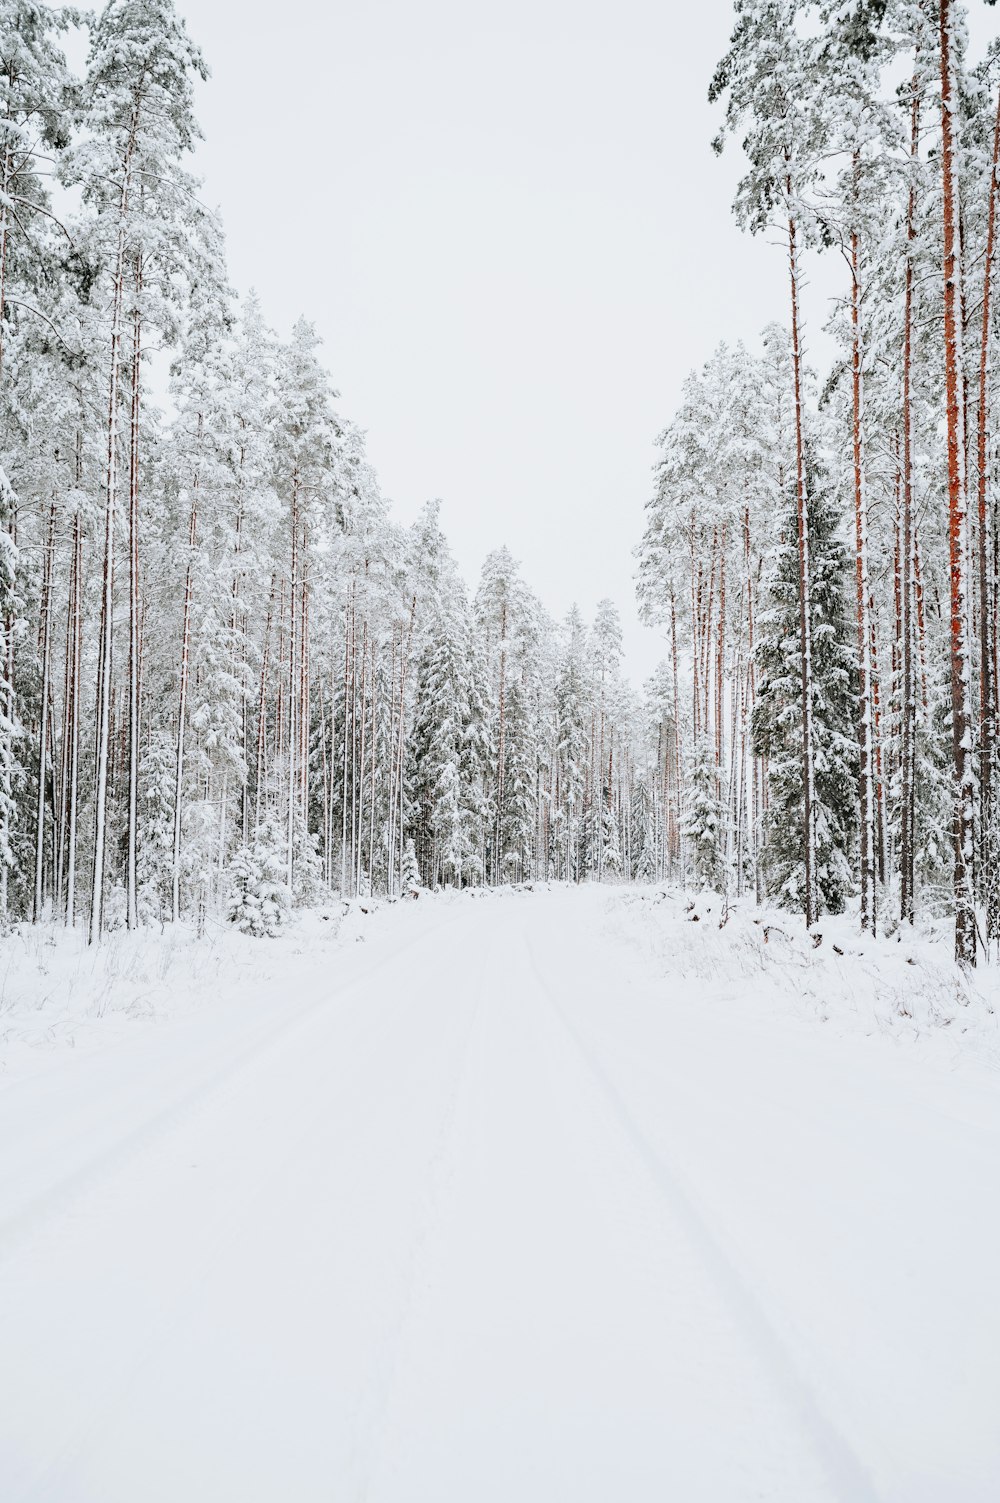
[1,885,997,1501]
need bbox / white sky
[173,0,802,682]
[137,0,979,680]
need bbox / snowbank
[0,898,385,1081]
[603,887,1000,1070]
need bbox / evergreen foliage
[753,474,858,914]
[227,821,291,937]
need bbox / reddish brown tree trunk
[32,502,56,921]
[850,154,877,934]
[126,256,142,929]
[977,82,1000,939]
[172,495,198,923]
[939,0,977,964]
[901,81,920,924]
[787,176,818,928]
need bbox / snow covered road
[1,887,997,1501]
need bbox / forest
[642,0,1000,965]
[1,0,999,966]
[0,0,673,943]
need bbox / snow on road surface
[1,886,997,1501]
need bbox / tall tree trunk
[716,526,726,771]
[32,502,56,921]
[90,108,138,944]
[318,675,330,880]
[901,99,918,923]
[171,498,197,924]
[286,475,299,889]
[254,575,276,836]
[356,618,368,895]
[340,591,351,894]
[669,590,682,877]
[939,0,977,965]
[787,177,818,928]
[0,144,15,922]
[368,636,378,890]
[850,154,878,935]
[56,516,73,915]
[0,141,11,384]
[231,455,249,846]
[977,80,1000,940]
[495,599,507,883]
[65,511,82,925]
[392,595,416,893]
[126,256,142,929]
[350,586,359,893]
[299,534,310,817]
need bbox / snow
[1,885,997,1501]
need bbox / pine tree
[938,0,977,964]
[712,0,832,926]
[69,0,208,943]
[271,317,337,890]
[0,0,76,376]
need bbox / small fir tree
[682,739,729,892]
[400,838,421,895]
[227,820,291,937]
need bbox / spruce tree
[554,605,590,882]
[682,738,729,892]
[227,819,291,937]
[410,584,477,887]
[753,469,858,914]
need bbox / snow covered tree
[409,583,478,887]
[69,0,208,942]
[400,837,421,895]
[936,0,977,964]
[711,0,831,926]
[754,468,858,914]
[271,317,337,891]
[474,548,542,883]
[682,738,729,893]
[227,819,291,937]
[0,0,76,373]
[2,0,999,980]
[553,605,590,881]
[0,466,18,921]
[135,729,174,922]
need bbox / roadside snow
[604,886,1000,1070]
[0,898,385,1081]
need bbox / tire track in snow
[351,936,491,1501]
[13,926,475,1503]
[0,904,470,1259]
[523,931,882,1503]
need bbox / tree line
[0,0,677,939]
[639,0,1000,964]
